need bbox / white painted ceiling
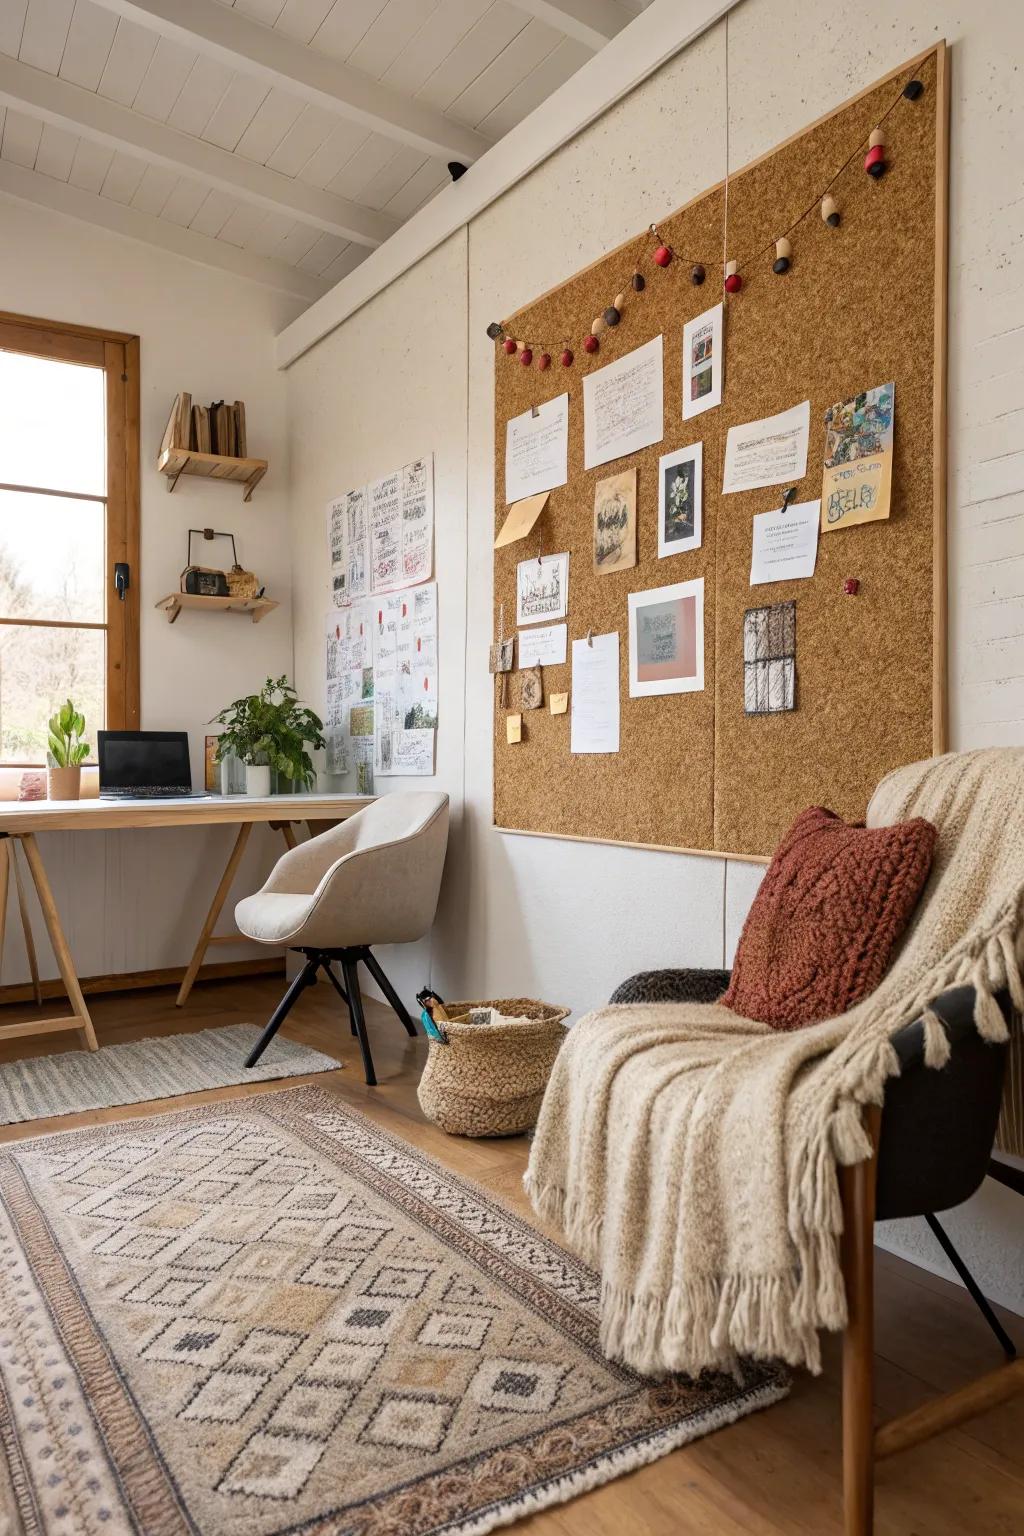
[0,0,650,302]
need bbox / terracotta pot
[47,765,82,801]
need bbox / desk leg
[20,834,98,1052]
[280,823,298,850]
[0,841,9,982]
[176,823,252,1007]
[12,843,42,1006]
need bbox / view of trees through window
[0,351,107,763]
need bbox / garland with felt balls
[486,73,926,368]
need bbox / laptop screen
[98,731,192,792]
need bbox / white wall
[284,1,1024,1314]
[0,196,304,983]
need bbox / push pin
[780,487,798,513]
[724,259,742,293]
[821,194,841,228]
[586,628,594,647]
[843,577,860,596]
[864,128,886,178]
[772,238,792,275]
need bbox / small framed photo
[628,578,704,697]
[657,442,703,558]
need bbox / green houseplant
[210,675,325,796]
[47,699,90,801]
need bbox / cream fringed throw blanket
[525,749,1024,1378]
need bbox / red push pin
[843,577,860,596]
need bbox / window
[0,313,139,765]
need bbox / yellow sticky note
[506,713,523,743]
[549,692,569,715]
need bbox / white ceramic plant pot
[245,763,272,798]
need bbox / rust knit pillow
[723,806,937,1030]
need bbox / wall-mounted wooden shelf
[157,447,268,502]
[156,593,279,625]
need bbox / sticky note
[549,692,569,715]
[506,713,523,743]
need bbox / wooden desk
[0,793,373,1052]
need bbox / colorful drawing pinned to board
[821,382,894,532]
[593,469,637,574]
[682,303,723,420]
[658,443,703,557]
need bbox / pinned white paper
[722,400,810,494]
[583,336,664,470]
[571,632,620,754]
[505,395,569,504]
[517,623,567,668]
[750,499,820,586]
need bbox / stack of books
[160,393,248,458]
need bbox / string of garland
[486,72,926,369]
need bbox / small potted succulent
[210,676,325,797]
[47,699,90,800]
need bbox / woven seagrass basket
[417,997,570,1138]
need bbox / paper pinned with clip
[494,490,550,549]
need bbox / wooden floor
[0,972,1022,1535]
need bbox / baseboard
[0,957,285,1006]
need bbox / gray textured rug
[0,1025,341,1125]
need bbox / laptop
[98,730,209,800]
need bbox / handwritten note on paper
[505,394,569,504]
[583,336,664,470]
[722,400,810,494]
[750,499,820,585]
[517,623,567,668]
[571,632,620,754]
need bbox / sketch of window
[743,601,796,714]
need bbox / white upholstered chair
[235,791,449,1084]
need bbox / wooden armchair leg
[840,1104,881,1536]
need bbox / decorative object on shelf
[483,67,926,377]
[865,127,887,177]
[181,528,257,599]
[209,675,325,795]
[821,194,841,227]
[46,699,89,801]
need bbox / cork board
[493,45,948,860]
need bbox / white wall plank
[59,1,118,90]
[0,107,43,166]
[67,133,113,189]
[96,16,158,105]
[132,37,198,120]
[33,120,78,179]
[19,0,75,75]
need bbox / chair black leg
[361,949,417,1036]
[342,956,377,1086]
[925,1212,1017,1359]
[245,957,319,1068]
[318,960,356,1034]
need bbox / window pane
[0,490,104,622]
[0,350,106,496]
[0,625,104,763]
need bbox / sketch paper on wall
[505,395,569,503]
[628,579,705,697]
[324,607,373,789]
[744,602,796,714]
[682,303,723,419]
[658,443,703,557]
[373,581,438,777]
[516,552,569,627]
[722,400,810,494]
[593,469,637,574]
[583,336,664,470]
[570,632,620,754]
[367,453,434,595]
[327,495,348,608]
[821,383,894,533]
[345,487,369,602]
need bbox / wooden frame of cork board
[492,43,949,862]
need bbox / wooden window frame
[0,311,140,763]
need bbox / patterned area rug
[0,1086,788,1534]
[0,1024,340,1125]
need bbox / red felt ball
[653,245,672,267]
[583,334,599,354]
[724,271,742,293]
[560,348,574,367]
[537,352,551,371]
[843,577,860,596]
[502,338,516,355]
[864,144,886,175]
[519,348,533,366]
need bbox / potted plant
[47,700,90,800]
[210,675,325,798]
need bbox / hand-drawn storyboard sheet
[329,454,434,606]
[324,606,374,791]
[373,581,438,777]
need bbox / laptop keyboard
[101,786,193,798]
